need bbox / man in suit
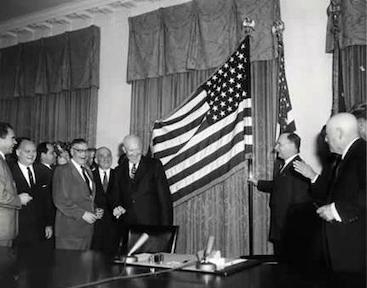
[9,139,53,248]
[316,113,365,278]
[112,135,173,252]
[91,147,118,254]
[0,123,32,247]
[249,133,313,261]
[53,138,99,250]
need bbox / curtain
[128,0,280,256]
[326,0,366,111]
[0,26,100,145]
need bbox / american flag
[277,35,296,134]
[151,36,252,202]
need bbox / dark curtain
[0,26,100,145]
[128,0,280,256]
[326,0,366,111]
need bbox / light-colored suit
[0,156,21,246]
[53,162,95,250]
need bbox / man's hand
[95,208,104,219]
[317,204,337,222]
[19,193,33,206]
[45,226,53,239]
[293,160,317,180]
[82,211,98,224]
[113,206,126,219]
[248,177,258,186]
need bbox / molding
[0,0,135,32]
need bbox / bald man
[112,135,173,252]
[315,113,366,277]
[91,147,118,254]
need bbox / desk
[0,247,351,288]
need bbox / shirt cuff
[330,202,342,222]
[311,174,319,183]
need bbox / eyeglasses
[72,148,88,153]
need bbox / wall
[0,0,332,169]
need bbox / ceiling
[0,0,81,24]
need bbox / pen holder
[196,260,217,272]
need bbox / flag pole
[243,17,255,256]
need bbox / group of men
[250,111,366,286]
[0,126,173,255]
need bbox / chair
[125,225,179,254]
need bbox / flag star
[237,63,243,69]
[228,97,233,103]
[222,83,227,88]
[230,57,234,62]
[224,63,229,68]
[228,88,234,94]
[221,92,226,97]
[229,78,235,83]
[235,93,240,98]
[220,111,226,116]
[238,53,244,59]
[212,115,218,121]
[223,72,228,77]
[207,81,212,86]
[212,105,218,111]
[230,68,236,74]
[220,101,226,107]
[227,106,233,112]
[236,83,241,89]
[218,69,223,75]
[242,91,247,96]
[213,75,218,80]
[216,87,221,92]
[237,74,243,79]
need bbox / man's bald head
[16,139,37,166]
[122,135,143,164]
[326,113,360,154]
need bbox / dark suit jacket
[112,156,173,226]
[257,155,311,242]
[0,156,21,241]
[91,168,118,253]
[53,162,95,249]
[322,138,366,273]
[37,164,55,225]
[9,163,53,244]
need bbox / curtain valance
[0,25,100,99]
[326,0,366,53]
[127,0,280,82]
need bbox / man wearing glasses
[53,138,100,250]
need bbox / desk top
[0,246,336,288]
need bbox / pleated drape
[0,26,100,145]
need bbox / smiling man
[9,139,53,248]
[53,138,97,250]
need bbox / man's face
[274,134,295,160]
[17,140,37,166]
[0,128,16,155]
[96,149,112,170]
[42,144,56,166]
[123,140,142,164]
[70,142,88,166]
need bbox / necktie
[102,171,108,192]
[81,166,92,194]
[27,167,35,187]
[131,164,137,179]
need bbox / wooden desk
[0,247,348,288]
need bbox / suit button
[132,200,136,204]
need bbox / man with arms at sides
[112,135,173,252]
[9,139,53,249]
[53,138,99,250]
[91,146,118,254]
[0,123,32,247]
[36,141,57,246]
[248,133,313,263]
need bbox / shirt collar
[284,153,298,167]
[341,137,360,159]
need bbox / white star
[237,74,243,79]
